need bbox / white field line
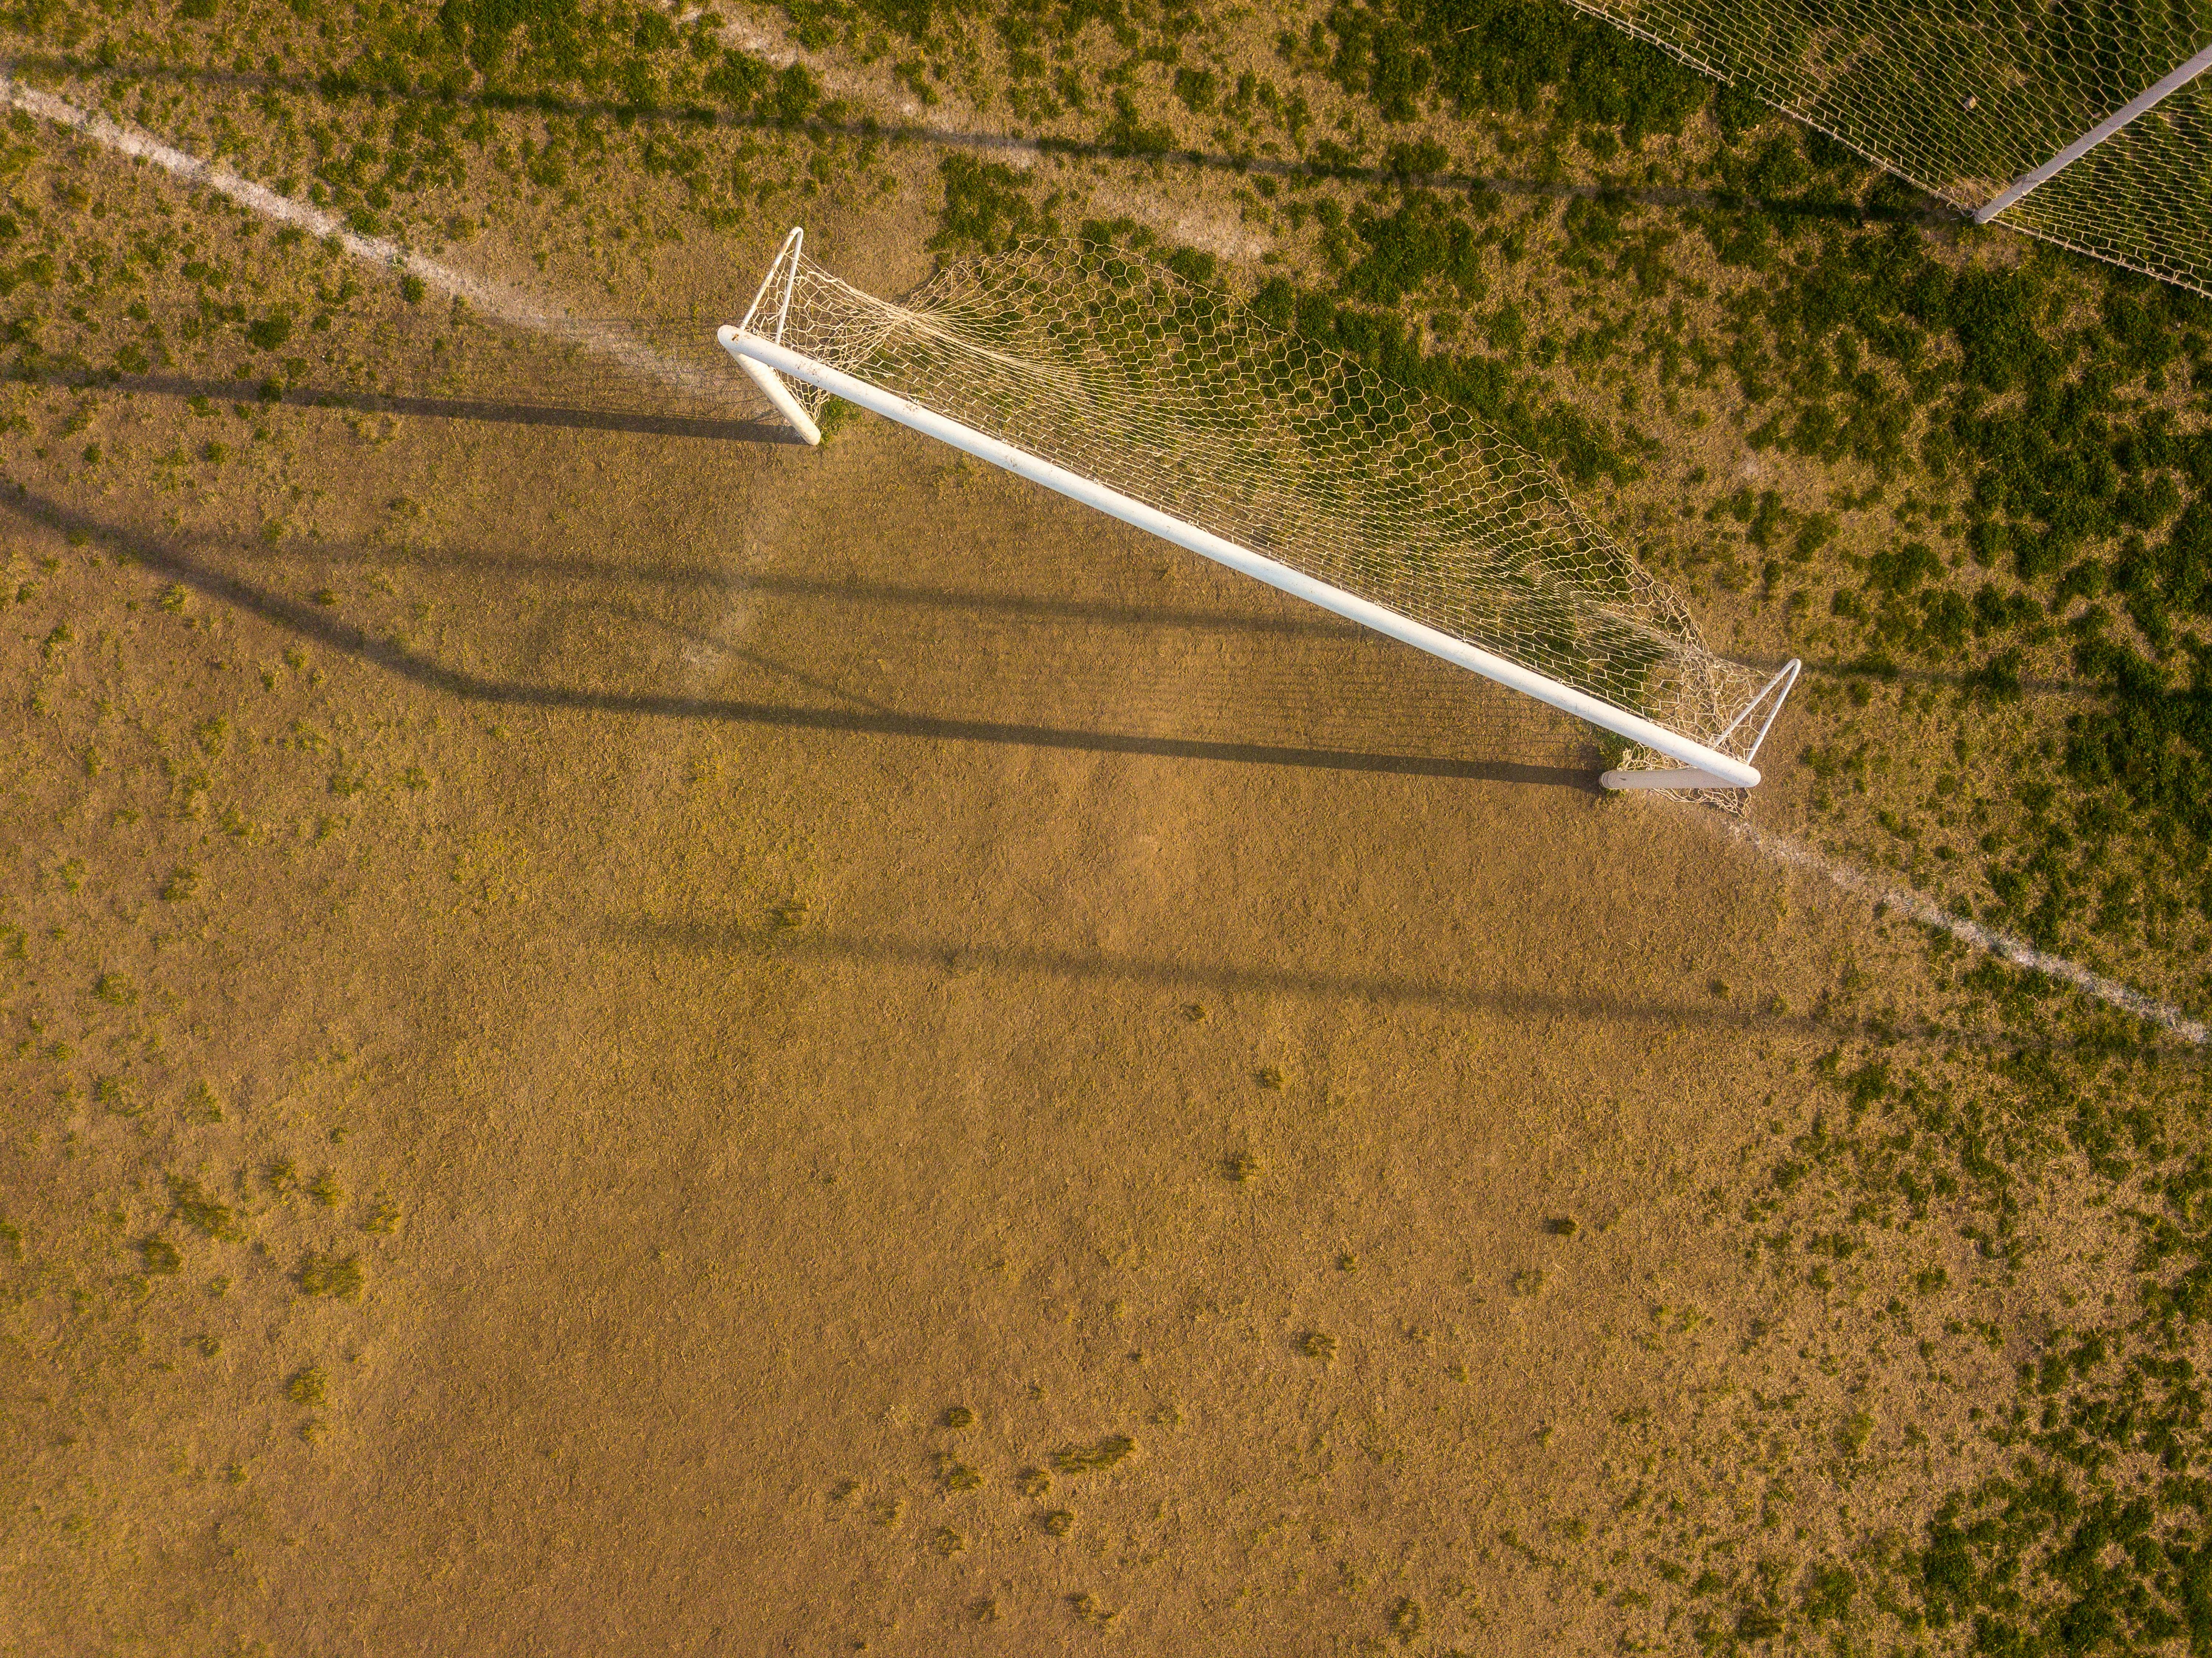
[0,73,753,409]
[652,1,1270,259]
[14,75,2209,1045]
[1731,819,2209,1045]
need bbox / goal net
[1568,0,2212,298]
[724,231,1796,790]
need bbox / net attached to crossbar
[743,235,1777,782]
[1565,0,2212,298]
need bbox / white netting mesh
[1997,70,2212,291]
[744,236,1772,776]
[1568,0,2212,296]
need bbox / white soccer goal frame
[1975,39,2212,224]
[720,229,1793,790]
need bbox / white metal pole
[731,227,822,445]
[731,354,821,445]
[1599,766,1739,790]
[1975,40,2212,224]
[718,325,1764,788]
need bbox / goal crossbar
[1974,39,2212,225]
[719,322,1770,788]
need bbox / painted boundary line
[13,72,2205,1044]
[1732,821,2208,1046]
[0,72,753,410]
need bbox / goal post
[720,228,1796,792]
[1559,0,2212,301]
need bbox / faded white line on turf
[1729,818,2208,1045]
[17,74,2208,1044]
[6,69,783,845]
[646,1,1271,258]
[0,72,754,409]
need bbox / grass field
[3,0,2211,1652]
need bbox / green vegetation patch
[1050,1433,1135,1473]
[296,1251,364,1300]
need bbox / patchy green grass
[3,0,2209,1645]
[167,1176,242,1242]
[296,1252,363,1301]
[1050,1435,1135,1474]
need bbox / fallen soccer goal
[720,229,1798,792]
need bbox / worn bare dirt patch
[0,320,1938,1653]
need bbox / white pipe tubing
[1600,767,1736,791]
[717,325,1763,788]
[731,353,821,445]
[1975,39,2212,224]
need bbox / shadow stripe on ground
[13,489,1597,788]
